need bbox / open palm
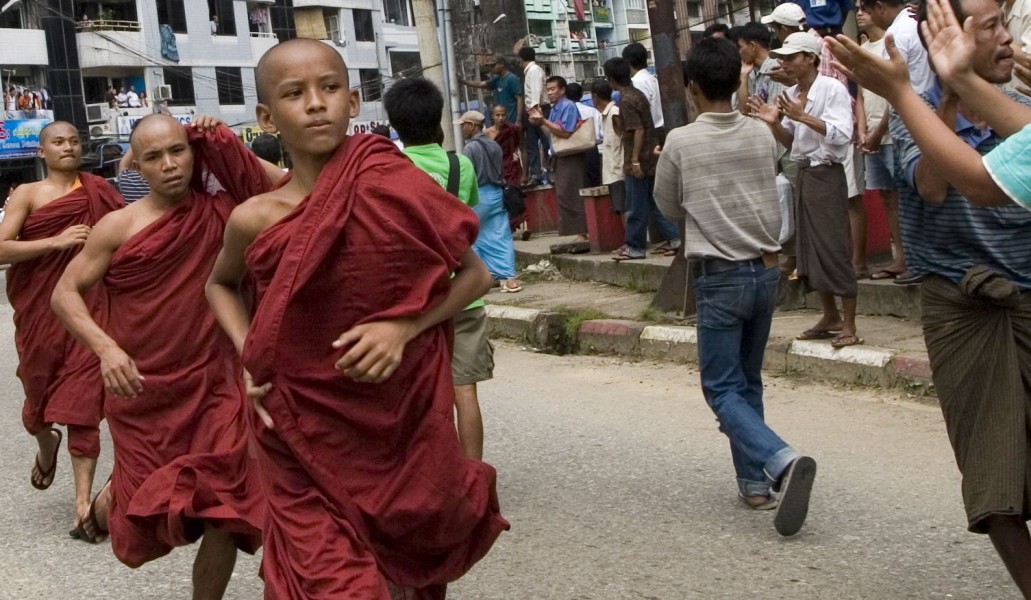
[921,0,976,84]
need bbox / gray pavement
[0,300,1017,598]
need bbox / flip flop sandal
[612,251,645,262]
[30,427,63,491]
[649,243,673,255]
[738,492,779,511]
[869,269,901,280]
[830,334,865,348]
[72,483,110,544]
[501,283,523,293]
[855,269,871,280]
[774,456,817,537]
[796,328,838,341]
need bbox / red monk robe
[242,134,509,598]
[102,125,268,567]
[7,173,122,457]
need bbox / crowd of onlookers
[106,85,147,109]
[3,85,52,114]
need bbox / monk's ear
[347,89,361,119]
[256,102,278,134]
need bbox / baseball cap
[770,32,823,58]
[454,110,486,125]
[493,54,507,64]
[761,3,806,27]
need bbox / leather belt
[691,253,778,277]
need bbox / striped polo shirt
[117,168,149,203]
[890,80,1031,290]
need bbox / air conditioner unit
[85,103,110,123]
[152,84,173,102]
[89,122,114,138]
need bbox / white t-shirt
[631,69,664,129]
[127,91,141,108]
[781,75,854,166]
[861,38,891,144]
[884,10,934,94]
[1005,0,1031,52]
[575,102,603,143]
[599,103,624,185]
[523,61,547,108]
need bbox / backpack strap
[446,151,460,197]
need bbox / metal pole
[443,0,463,152]
[412,0,455,150]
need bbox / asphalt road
[0,300,1017,599]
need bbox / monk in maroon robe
[0,121,122,533]
[52,115,281,596]
[206,39,508,599]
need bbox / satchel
[552,119,595,157]
[502,184,526,217]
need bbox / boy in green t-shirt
[385,77,493,461]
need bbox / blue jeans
[695,261,798,496]
[624,175,680,256]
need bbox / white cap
[761,3,806,27]
[771,32,823,58]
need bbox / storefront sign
[116,113,192,136]
[0,119,52,159]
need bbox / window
[324,9,340,41]
[627,0,645,8]
[353,9,375,42]
[359,69,382,101]
[216,67,244,105]
[389,51,421,77]
[82,77,109,104]
[162,67,195,106]
[294,7,328,39]
[208,0,237,35]
[157,0,188,33]
[383,0,413,26]
[0,5,19,28]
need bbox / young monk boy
[0,121,123,535]
[51,115,282,598]
[205,38,508,599]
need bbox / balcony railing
[249,31,277,38]
[76,20,142,32]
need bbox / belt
[691,253,778,277]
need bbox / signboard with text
[0,119,53,159]
[116,114,193,136]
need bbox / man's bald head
[255,38,349,104]
[39,121,78,145]
[129,114,187,153]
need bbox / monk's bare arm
[51,212,143,398]
[0,185,91,264]
[333,248,492,383]
[206,204,264,355]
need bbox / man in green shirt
[385,77,493,461]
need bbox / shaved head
[255,38,349,104]
[129,114,186,153]
[39,121,77,144]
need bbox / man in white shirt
[115,86,128,108]
[519,46,549,186]
[622,42,665,142]
[591,80,626,216]
[749,32,861,348]
[126,86,141,108]
[1004,0,1031,62]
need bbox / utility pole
[647,0,694,314]
[412,0,455,150]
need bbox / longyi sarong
[555,152,587,236]
[795,162,857,298]
[921,270,1031,533]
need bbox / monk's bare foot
[30,428,62,491]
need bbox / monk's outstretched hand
[332,319,418,384]
[244,370,274,429]
[99,346,144,398]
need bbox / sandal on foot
[650,242,677,256]
[738,492,779,511]
[612,250,645,262]
[854,269,871,280]
[30,428,62,491]
[830,333,864,348]
[774,456,817,536]
[796,328,838,341]
[501,283,523,293]
[870,269,902,280]
[72,488,109,544]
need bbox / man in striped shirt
[655,38,816,538]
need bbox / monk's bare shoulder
[8,179,57,213]
[228,189,302,242]
[90,202,153,251]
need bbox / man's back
[655,113,781,260]
[403,143,479,207]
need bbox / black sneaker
[774,456,817,537]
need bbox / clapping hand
[776,92,808,122]
[828,34,910,103]
[920,0,977,86]
[746,95,780,124]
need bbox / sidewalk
[483,234,934,399]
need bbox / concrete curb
[485,306,935,397]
